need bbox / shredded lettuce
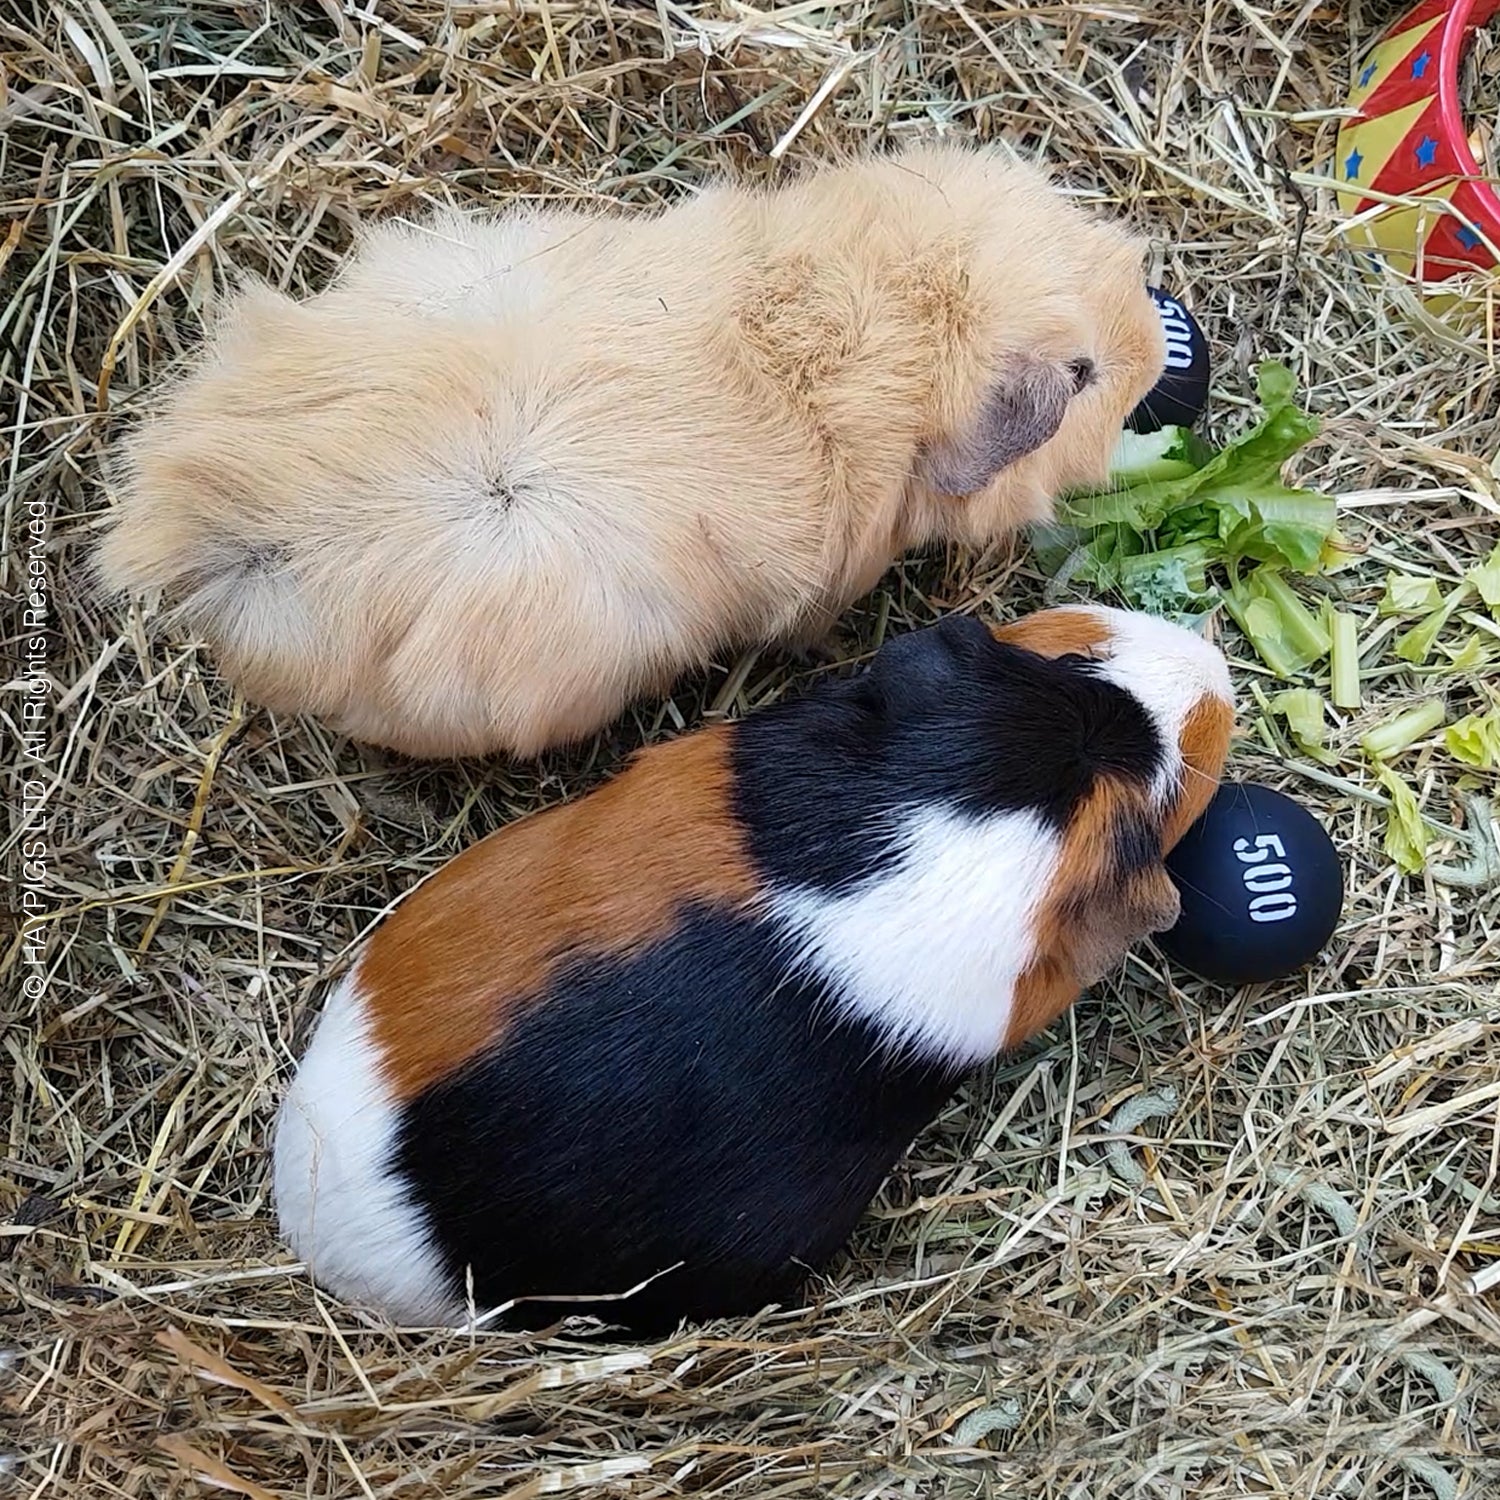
[1362,700,1447,760]
[1395,583,1474,666]
[1044,362,1337,618]
[1439,633,1495,672]
[1222,565,1331,678]
[1366,705,1448,875]
[1270,688,1331,761]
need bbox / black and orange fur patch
[361,730,757,1101]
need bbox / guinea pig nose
[1068,357,1096,393]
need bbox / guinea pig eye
[1068,357,1096,393]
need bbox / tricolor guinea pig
[95,141,1164,759]
[272,605,1233,1333]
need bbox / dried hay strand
[3,1,1499,1496]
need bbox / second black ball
[1128,287,1210,434]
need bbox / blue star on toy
[1414,135,1438,168]
[1358,60,1378,87]
[1411,50,1431,80]
[1456,226,1482,250]
[1344,148,1363,180]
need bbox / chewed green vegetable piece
[1374,765,1432,876]
[1395,583,1475,666]
[1378,572,1443,617]
[1438,633,1493,671]
[1446,710,1500,770]
[1223,565,1330,677]
[1269,688,1331,761]
[1105,426,1211,486]
[1361,700,1447,761]
[1327,607,1362,710]
[1468,541,1500,613]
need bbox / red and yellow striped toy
[1335,0,1500,286]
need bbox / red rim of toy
[1438,0,1500,228]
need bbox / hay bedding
[2,0,1498,1494]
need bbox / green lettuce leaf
[1269,687,1332,761]
[1446,710,1500,769]
[1378,572,1444,617]
[1106,426,1214,486]
[1374,765,1432,876]
[1222,564,1331,678]
[1468,540,1500,613]
[1394,583,1474,666]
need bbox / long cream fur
[97,141,1165,758]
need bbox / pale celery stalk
[1361,700,1447,761]
[1255,569,1331,663]
[1328,608,1362,710]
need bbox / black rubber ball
[1127,287,1211,434]
[1157,783,1343,986]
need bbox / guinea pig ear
[1051,783,1182,989]
[1067,860,1181,987]
[918,355,1088,497]
[1008,778,1180,1049]
[862,614,998,718]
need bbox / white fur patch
[273,970,463,1326]
[1058,604,1233,805]
[769,805,1061,1069]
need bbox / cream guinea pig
[272,605,1234,1333]
[96,142,1165,759]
